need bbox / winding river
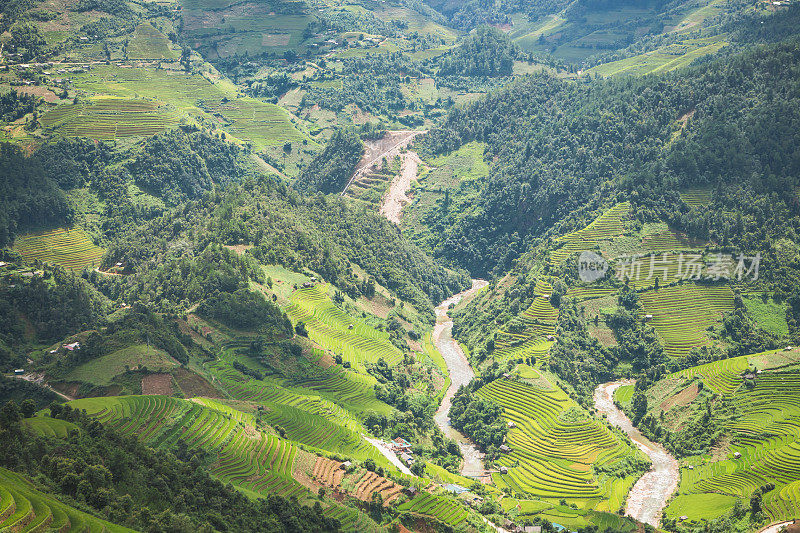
[594,380,680,527]
[430,282,681,524]
[433,279,489,478]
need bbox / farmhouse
[391,437,412,452]
[13,369,24,375]
[734,452,742,458]
[63,342,81,351]
[399,452,415,465]
[507,421,516,428]
[499,466,508,474]
[340,461,351,470]
[499,444,511,453]
[459,492,483,506]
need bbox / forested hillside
[416,24,800,278]
[2,0,800,532]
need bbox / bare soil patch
[141,373,173,395]
[660,382,700,411]
[173,367,221,398]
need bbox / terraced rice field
[672,365,800,524]
[344,168,395,206]
[291,349,391,415]
[639,284,734,357]
[23,416,79,438]
[40,98,180,139]
[397,493,469,526]
[0,467,133,532]
[208,97,308,148]
[209,361,383,463]
[126,23,178,60]
[550,202,630,265]
[312,457,403,505]
[566,286,617,302]
[13,227,104,271]
[477,378,635,504]
[680,188,713,209]
[493,279,558,363]
[673,354,749,395]
[68,395,308,500]
[286,284,403,370]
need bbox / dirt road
[342,130,425,195]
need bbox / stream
[433,279,489,479]
[594,380,680,527]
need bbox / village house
[391,437,412,453]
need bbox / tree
[631,391,648,425]
[20,399,35,418]
[0,400,20,429]
[750,488,763,516]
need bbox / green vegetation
[13,227,105,271]
[0,400,341,532]
[438,26,517,77]
[286,284,403,371]
[40,98,181,140]
[637,349,800,529]
[639,284,734,358]
[295,129,363,194]
[476,376,643,509]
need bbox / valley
[1,0,800,532]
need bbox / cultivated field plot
[312,457,403,505]
[397,493,469,527]
[344,168,394,206]
[40,98,180,140]
[493,279,557,363]
[477,378,636,506]
[209,359,384,463]
[13,227,104,271]
[639,284,734,357]
[588,34,728,77]
[0,467,133,533]
[680,187,713,209]
[23,416,79,439]
[66,66,311,151]
[181,0,311,57]
[126,23,178,60]
[669,356,800,524]
[285,284,403,370]
[69,395,308,499]
[290,348,391,415]
[550,202,630,265]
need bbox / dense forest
[95,175,468,317]
[438,27,517,77]
[294,129,364,194]
[418,32,800,278]
[0,143,73,248]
